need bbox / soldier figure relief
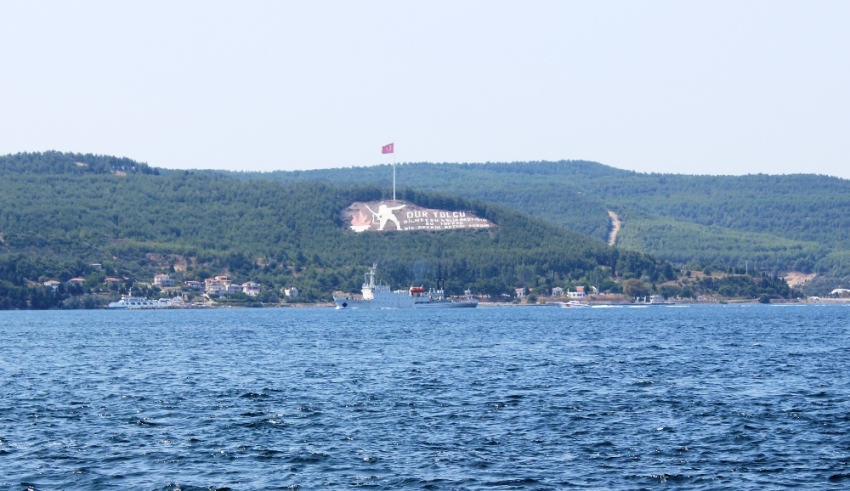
[346,200,494,233]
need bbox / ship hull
[412,300,478,308]
[107,296,177,309]
[333,296,477,309]
[334,265,477,309]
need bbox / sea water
[1,305,849,490]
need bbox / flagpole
[382,142,396,201]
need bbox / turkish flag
[382,143,394,154]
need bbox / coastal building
[284,287,299,299]
[68,277,86,285]
[551,287,564,297]
[567,286,587,299]
[104,277,122,284]
[242,281,260,296]
[205,276,231,296]
[514,287,526,298]
[43,280,61,290]
[153,274,174,287]
[185,280,204,291]
[831,288,850,297]
[206,283,227,296]
[225,284,243,294]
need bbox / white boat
[648,295,676,305]
[559,300,590,308]
[333,264,478,309]
[108,291,176,309]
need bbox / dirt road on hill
[607,210,621,246]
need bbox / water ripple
[1,305,849,489]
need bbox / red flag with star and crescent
[382,143,394,154]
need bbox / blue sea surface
[1,305,849,490]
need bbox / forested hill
[229,161,850,280]
[0,152,669,304]
[238,161,618,242]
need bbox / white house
[284,287,299,299]
[567,286,587,299]
[242,281,260,297]
[205,275,230,296]
[185,281,204,291]
[153,274,174,287]
[43,280,61,290]
[514,287,526,298]
[551,287,564,297]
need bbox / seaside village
[37,264,646,309]
[36,264,615,309]
[35,264,850,309]
[40,266,299,308]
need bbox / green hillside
[616,215,828,273]
[0,152,674,308]
[232,161,850,278]
[232,161,617,242]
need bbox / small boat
[648,295,676,305]
[559,300,590,308]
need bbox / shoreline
[268,298,850,309]
[90,297,850,310]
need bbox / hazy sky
[1,1,848,177]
